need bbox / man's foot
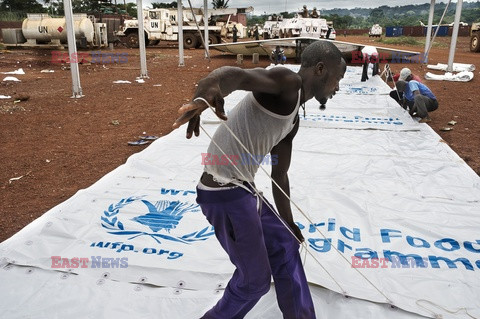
[419,117,432,123]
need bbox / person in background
[389,67,423,105]
[232,24,238,43]
[360,46,379,82]
[301,5,309,18]
[311,7,319,18]
[254,25,259,40]
[396,79,438,123]
[270,45,287,65]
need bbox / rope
[197,119,346,295]
[381,64,402,102]
[194,97,392,303]
[416,299,479,319]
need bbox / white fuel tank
[22,13,94,44]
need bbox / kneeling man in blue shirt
[396,80,438,123]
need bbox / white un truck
[117,7,252,48]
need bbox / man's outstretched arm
[172,66,300,138]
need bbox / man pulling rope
[172,40,346,319]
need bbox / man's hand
[289,222,305,243]
[172,97,227,139]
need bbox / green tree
[152,2,177,9]
[211,0,229,9]
[279,11,295,19]
[121,2,137,17]
[0,0,44,12]
[369,8,385,23]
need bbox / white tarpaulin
[1,66,479,319]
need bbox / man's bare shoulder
[265,67,302,91]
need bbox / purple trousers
[197,186,315,319]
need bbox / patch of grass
[376,36,423,46]
[419,40,449,48]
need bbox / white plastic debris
[0,95,11,99]
[40,70,55,73]
[9,175,24,184]
[2,76,21,82]
[135,78,145,83]
[112,80,131,84]
[1,68,25,75]
[427,63,475,72]
[425,71,474,82]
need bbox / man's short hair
[300,41,342,68]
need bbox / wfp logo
[101,196,214,244]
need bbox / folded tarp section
[427,63,475,72]
[1,66,479,319]
[425,71,474,82]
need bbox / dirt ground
[0,35,478,243]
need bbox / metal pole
[187,0,209,61]
[424,0,451,64]
[204,0,209,59]
[178,0,185,66]
[63,0,83,98]
[136,0,148,78]
[423,0,435,64]
[447,0,463,72]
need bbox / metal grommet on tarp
[139,276,147,283]
[60,273,69,280]
[96,279,105,285]
[173,288,182,295]
[25,268,34,275]
[134,285,142,292]
[177,280,186,288]
[102,272,110,279]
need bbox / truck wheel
[208,34,218,45]
[471,34,480,52]
[126,33,139,48]
[195,37,203,48]
[183,33,197,49]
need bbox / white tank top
[204,90,301,184]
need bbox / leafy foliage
[152,2,177,9]
[0,0,44,13]
[211,0,229,9]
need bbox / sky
[130,0,479,15]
